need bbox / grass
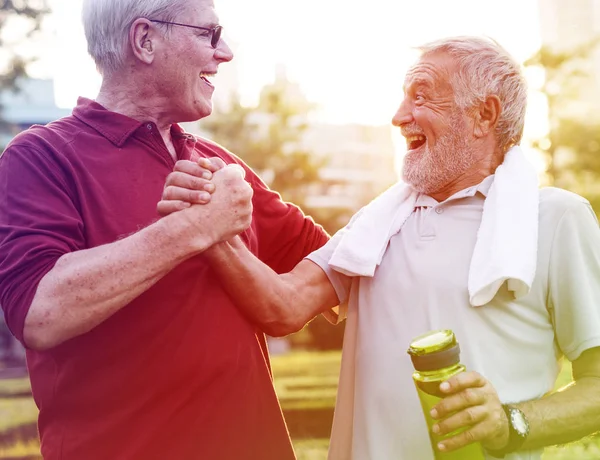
[0,352,597,460]
[0,440,40,458]
[0,398,37,432]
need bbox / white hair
[82,0,190,76]
[417,36,528,152]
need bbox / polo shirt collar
[413,174,495,208]
[72,97,196,148]
[72,97,144,147]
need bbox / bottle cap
[407,329,461,371]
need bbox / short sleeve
[306,209,366,324]
[548,200,600,361]
[0,144,85,344]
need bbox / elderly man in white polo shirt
[161,36,600,460]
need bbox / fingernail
[440,382,450,392]
[204,184,215,192]
[430,409,438,419]
[438,443,446,451]
[202,172,212,180]
[432,424,440,434]
[199,192,210,201]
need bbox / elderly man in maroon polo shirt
[0,0,328,459]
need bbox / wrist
[156,212,213,257]
[487,404,530,458]
[203,240,234,262]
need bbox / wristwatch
[487,404,530,458]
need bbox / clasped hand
[158,157,229,215]
[157,157,253,244]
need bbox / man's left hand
[157,157,227,216]
[430,371,509,453]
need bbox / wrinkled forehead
[403,52,457,91]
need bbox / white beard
[402,110,478,195]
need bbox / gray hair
[82,0,190,76]
[417,36,528,152]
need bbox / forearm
[25,215,209,350]
[206,237,337,336]
[516,377,600,450]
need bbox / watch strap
[487,404,529,458]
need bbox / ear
[473,95,501,138]
[130,19,156,65]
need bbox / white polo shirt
[308,178,600,460]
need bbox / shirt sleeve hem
[305,253,350,324]
[563,337,600,362]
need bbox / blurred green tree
[525,38,600,209]
[0,0,50,130]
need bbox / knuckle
[189,190,203,202]
[164,172,176,188]
[463,429,476,444]
[211,157,226,168]
[464,408,476,424]
[174,160,193,172]
[163,186,176,200]
[191,177,205,189]
[463,388,476,404]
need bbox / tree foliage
[0,1,50,89]
[200,79,329,226]
[525,38,600,194]
[0,0,50,130]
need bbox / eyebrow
[403,77,433,93]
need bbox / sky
[27,0,547,146]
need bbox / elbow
[23,325,59,351]
[261,312,306,337]
[23,310,64,351]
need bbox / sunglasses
[149,20,223,48]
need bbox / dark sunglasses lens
[212,26,222,48]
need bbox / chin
[196,100,213,120]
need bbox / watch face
[510,409,529,436]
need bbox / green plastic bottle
[407,330,485,460]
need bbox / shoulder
[539,187,593,222]
[539,188,599,256]
[3,115,82,157]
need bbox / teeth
[200,72,215,79]
[406,135,425,143]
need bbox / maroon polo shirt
[0,98,328,460]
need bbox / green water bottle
[407,329,485,460]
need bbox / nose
[215,38,234,63]
[391,97,413,127]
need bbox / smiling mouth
[200,72,216,87]
[406,135,426,151]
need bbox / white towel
[329,145,539,306]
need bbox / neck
[95,73,177,158]
[95,73,173,136]
[428,147,504,202]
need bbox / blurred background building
[0,79,70,148]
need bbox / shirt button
[146,123,153,130]
[435,208,444,214]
